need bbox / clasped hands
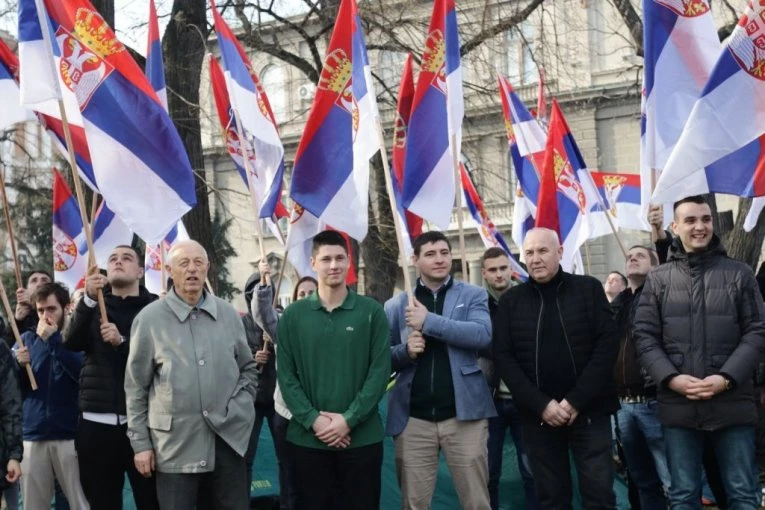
[541,399,579,427]
[668,374,727,400]
[313,412,351,449]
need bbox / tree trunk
[610,0,643,56]
[360,155,399,303]
[163,0,215,282]
[727,198,765,270]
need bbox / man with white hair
[493,228,619,509]
[125,240,258,510]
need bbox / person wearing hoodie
[63,245,160,510]
[242,270,277,500]
[634,195,765,509]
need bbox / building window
[505,23,536,86]
[260,64,289,124]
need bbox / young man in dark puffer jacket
[634,195,765,509]
[63,245,159,510]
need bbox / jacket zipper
[555,281,577,376]
[533,287,544,388]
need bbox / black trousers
[287,441,383,510]
[155,435,248,510]
[520,413,616,510]
[75,418,159,510]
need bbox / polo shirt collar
[308,287,356,311]
[166,288,218,321]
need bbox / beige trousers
[21,440,89,510]
[394,417,490,510]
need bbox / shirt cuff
[83,294,98,308]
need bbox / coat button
[200,460,207,467]
[199,360,205,366]
[202,410,208,417]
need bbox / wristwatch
[119,335,126,345]
[721,375,733,392]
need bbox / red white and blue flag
[460,164,527,281]
[640,0,720,221]
[52,168,87,291]
[210,0,286,223]
[88,200,134,267]
[146,0,167,110]
[0,40,34,130]
[208,54,288,240]
[535,100,593,272]
[286,0,380,275]
[391,54,422,256]
[18,0,196,245]
[653,2,765,207]
[590,171,644,231]
[401,0,463,229]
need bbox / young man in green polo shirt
[276,230,390,510]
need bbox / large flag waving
[641,0,720,227]
[144,221,189,294]
[146,0,167,110]
[401,0,463,229]
[210,0,286,221]
[88,201,134,267]
[535,99,591,272]
[287,0,379,259]
[460,164,527,281]
[52,169,87,291]
[590,171,643,231]
[18,0,196,245]
[391,54,422,254]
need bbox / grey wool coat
[125,289,257,473]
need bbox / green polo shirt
[276,289,391,450]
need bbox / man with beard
[15,282,88,508]
[64,245,159,510]
[14,270,52,334]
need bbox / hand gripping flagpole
[375,117,414,305]
[451,135,469,281]
[0,278,37,390]
[33,0,108,321]
[0,163,24,288]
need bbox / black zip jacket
[493,268,619,418]
[611,285,656,397]
[634,236,765,430]
[62,286,157,415]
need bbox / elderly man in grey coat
[125,240,257,510]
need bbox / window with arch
[260,64,289,124]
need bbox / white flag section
[286,208,322,278]
[144,221,190,295]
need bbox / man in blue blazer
[385,231,495,510]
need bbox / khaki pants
[21,440,89,510]
[394,417,490,510]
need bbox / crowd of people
[0,195,764,510]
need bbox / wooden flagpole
[374,117,414,304]
[0,164,23,288]
[0,279,37,390]
[583,241,592,274]
[451,135,469,281]
[32,0,107,321]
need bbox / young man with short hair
[387,231,495,509]
[276,231,390,510]
[635,195,765,508]
[14,270,52,334]
[15,282,88,508]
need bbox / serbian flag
[146,0,167,110]
[0,40,34,130]
[52,169,87,291]
[208,54,288,240]
[401,0,463,229]
[144,221,189,294]
[535,100,592,272]
[498,75,544,249]
[287,0,379,276]
[391,54,422,255]
[461,164,527,281]
[590,171,644,231]
[640,0,719,212]
[83,200,134,267]
[18,0,196,245]
[210,0,286,223]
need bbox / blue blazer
[384,279,496,436]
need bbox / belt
[619,395,655,404]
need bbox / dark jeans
[488,398,538,510]
[520,413,616,510]
[664,425,759,509]
[155,435,248,510]
[616,401,669,509]
[75,418,160,510]
[272,413,297,509]
[288,441,382,510]
[244,401,292,509]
